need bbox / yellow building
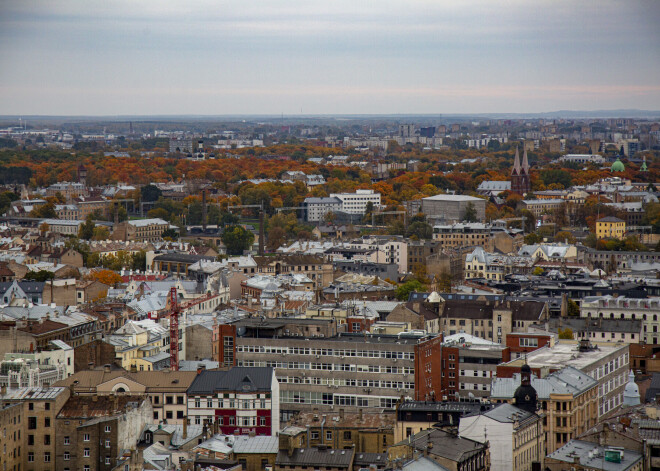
[596,216,626,240]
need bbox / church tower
[511,147,531,195]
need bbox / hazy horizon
[2,1,659,116]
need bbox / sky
[1,0,659,116]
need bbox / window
[64,436,70,445]
[166,396,174,405]
[326,431,332,441]
[64,451,70,460]
[28,403,34,411]
[44,452,51,462]
[28,452,34,462]
[84,433,90,441]
[45,403,50,410]
[260,417,266,426]
[105,457,111,465]
[84,466,90,471]
[28,417,37,429]
[44,417,50,427]
[105,440,111,448]
[105,425,111,433]
[28,435,34,445]
[177,396,184,405]
[344,431,352,440]
[177,411,184,419]
[84,448,90,457]
[166,411,173,419]
[44,434,50,445]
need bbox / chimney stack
[258,208,265,256]
[201,190,207,231]
[183,417,188,439]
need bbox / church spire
[511,147,521,176]
[521,148,530,175]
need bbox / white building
[303,197,342,222]
[329,189,381,215]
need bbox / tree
[524,233,542,244]
[532,267,544,276]
[222,225,255,255]
[30,201,57,219]
[131,251,147,271]
[89,269,122,286]
[267,226,287,252]
[406,221,433,240]
[140,184,162,202]
[395,280,423,301]
[161,228,179,240]
[567,298,580,317]
[554,231,576,244]
[117,206,128,222]
[78,215,95,240]
[92,226,110,240]
[148,207,170,220]
[24,270,55,282]
[363,201,374,224]
[558,328,574,340]
[39,222,50,235]
[463,202,477,222]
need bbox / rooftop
[504,341,627,371]
[547,440,642,471]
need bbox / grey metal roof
[402,456,450,471]
[187,367,274,395]
[232,435,278,454]
[491,366,597,399]
[398,429,485,463]
[547,439,642,471]
[468,403,537,425]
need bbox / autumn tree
[78,215,95,240]
[90,269,122,286]
[267,226,287,252]
[222,225,255,255]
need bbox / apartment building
[434,296,549,344]
[0,402,23,471]
[112,218,171,242]
[432,222,523,253]
[186,367,279,436]
[497,340,629,420]
[0,387,71,471]
[303,197,342,222]
[394,401,491,442]
[464,247,534,281]
[54,368,197,426]
[329,189,381,215]
[252,254,334,289]
[596,216,626,240]
[458,403,545,471]
[521,199,565,218]
[217,317,443,421]
[491,366,598,454]
[580,296,660,344]
[55,395,152,471]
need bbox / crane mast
[169,287,180,371]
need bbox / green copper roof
[611,157,625,172]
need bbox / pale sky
[1,0,659,115]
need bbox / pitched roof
[54,369,198,393]
[276,448,354,467]
[187,367,274,395]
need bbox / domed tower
[623,370,640,406]
[513,364,538,414]
[611,157,625,173]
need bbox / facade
[580,296,660,344]
[521,199,565,218]
[329,189,381,215]
[112,218,170,242]
[497,341,629,421]
[491,366,599,454]
[0,402,23,471]
[394,401,490,442]
[186,367,280,436]
[464,247,534,281]
[596,216,626,240]
[303,197,342,222]
[55,395,152,471]
[218,317,443,420]
[432,222,523,253]
[420,195,486,223]
[0,387,71,471]
[54,368,197,426]
[252,254,334,289]
[458,403,544,471]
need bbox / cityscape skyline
[1,0,659,115]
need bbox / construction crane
[168,287,180,371]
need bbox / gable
[97,376,147,394]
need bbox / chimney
[201,190,208,230]
[103,364,111,373]
[82,403,89,417]
[258,209,265,256]
[339,408,344,420]
[183,417,188,439]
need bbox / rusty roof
[291,411,395,430]
[57,394,147,418]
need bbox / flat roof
[505,341,627,370]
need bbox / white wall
[459,415,513,471]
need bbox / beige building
[0,401,23,471]
[596,216,626,240]
[54,367,197,425]
[112,218,171,242]
[0,387,71,471]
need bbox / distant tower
[513,363,538,414]
[77,164,88,186]
[623,370,640,406]
[511,147,531,195]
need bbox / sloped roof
[276,448,354,467]
[187,367,274,395]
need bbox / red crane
[168,287,180,371]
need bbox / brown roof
[57,394,148,418]
[54,369,198,393]
[405,302,438,321]
[0,262,15,277]
[17,319,69,335]
[291,411,395,430]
